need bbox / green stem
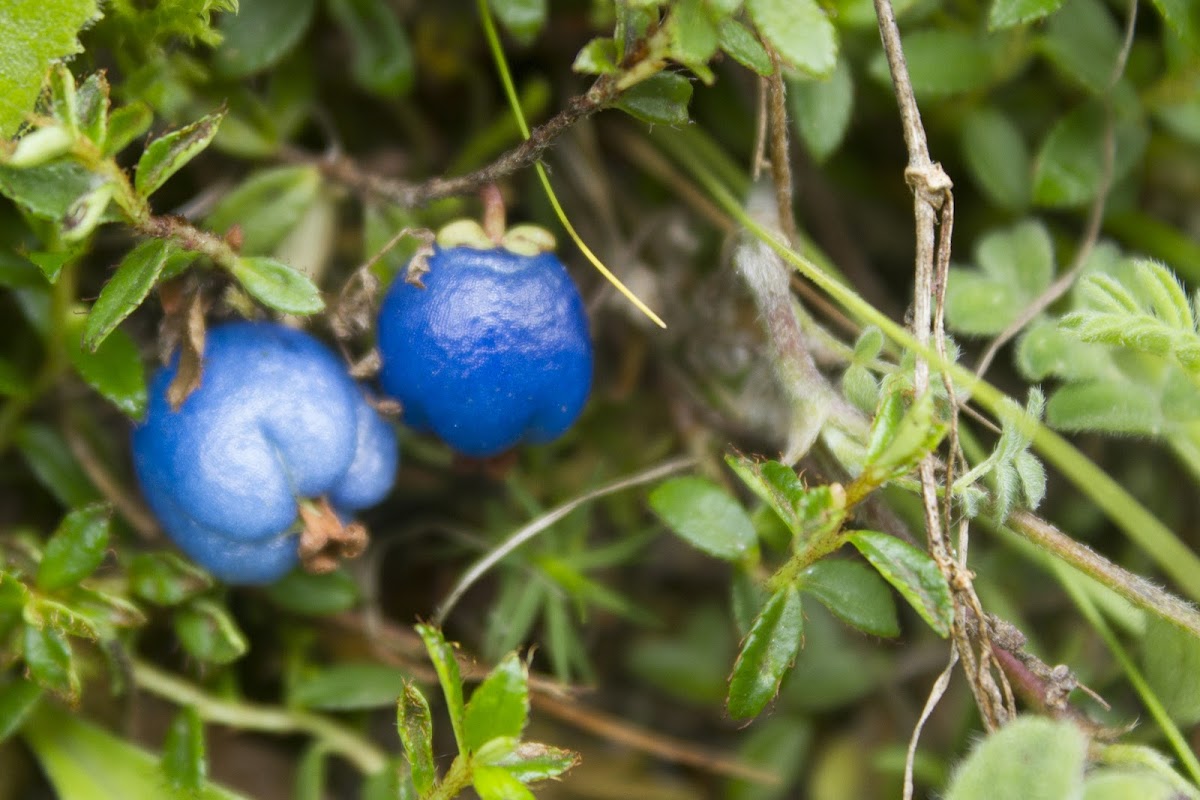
[1053,566,1200,787]
[681,152,1200,604]
[1006,510,1200,640]
[424,755,472,800]
[131,660,388,775]
[0,256,77,455]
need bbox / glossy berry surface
[132,321,398,584]
[377,244,593,458]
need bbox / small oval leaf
[231,256,324,314]
[37,503,111,591]
[135,111,225,198]
[848,531,953,637]
[463,652,529,754]
[802,559,900,638]
[726,585,804,719]
[649,477,758,561]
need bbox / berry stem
[480,184,506,243]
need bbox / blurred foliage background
[2,0,1200,798]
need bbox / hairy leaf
[727,585,804,719]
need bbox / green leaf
[572,38,619,75]
[75,72,108,149]
[1040,0,1121,94]
[860,390,947,486]
[789,57,853,163]
[801,558,900,638]
[230,256,324,315]
[496,742,580,784]
[1032,103,1148,208]
[0,249,44,288]
[204,166,322,256]
[0,677,42,742]
[842,363,879,413]
[327,0,415,97]
[397,683,436,795]
[989,0,1067,29]
[161,707,206,796]
[1016,318,1115,382]
[135,111,225,198]
[746,0,837,78]
[84,240,176,351]
[945,716,1087,800]
[961,107,1031,210]
[105,102,153,156]
[6,126,75,168]
[15,423,98,507]
[65,315,147,418]
[415,625,467,752]
[464,652,529,754]
[718,19,773,76]
[215,0,316,78]
[290,663,406,711]
[1150,0,1200,46]
[173,599,248,665]
[0,0,101,137]
[668,0,720,81]
[473,765,536,800]
[0,160,100,221]
[1140,616,1200,726]
[488,0,548,45]
[1046,379,1163,435]
[23,623,79,700]
[128,552,213,607]
[648,476,758,561]
[37,503,111,591]
[1083,769,1180,800]
[945,219,1055,336]
[615,72,694,127]
[22,704,249,800]
[264,568,359,615]
[848,531,953,637]
[870,30,995,98]
[1014,450,1048,511]
[60,182,115,242]
[26,250,72,284]
[726,456,807,537]
[726,585,804,719]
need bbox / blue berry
[132,321,397,584]
[376,244,593,458]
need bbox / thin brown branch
[874,0,1010,758]
[61,413,158,540]
[765,48,799,248]
[330,612,778,785]
[286,77,621,210]
[530,692,781,786]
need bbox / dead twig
[283,77,622,210]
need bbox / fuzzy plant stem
[132,660,388,775]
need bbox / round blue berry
[132,321,398,584]
[376,245,593,458]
